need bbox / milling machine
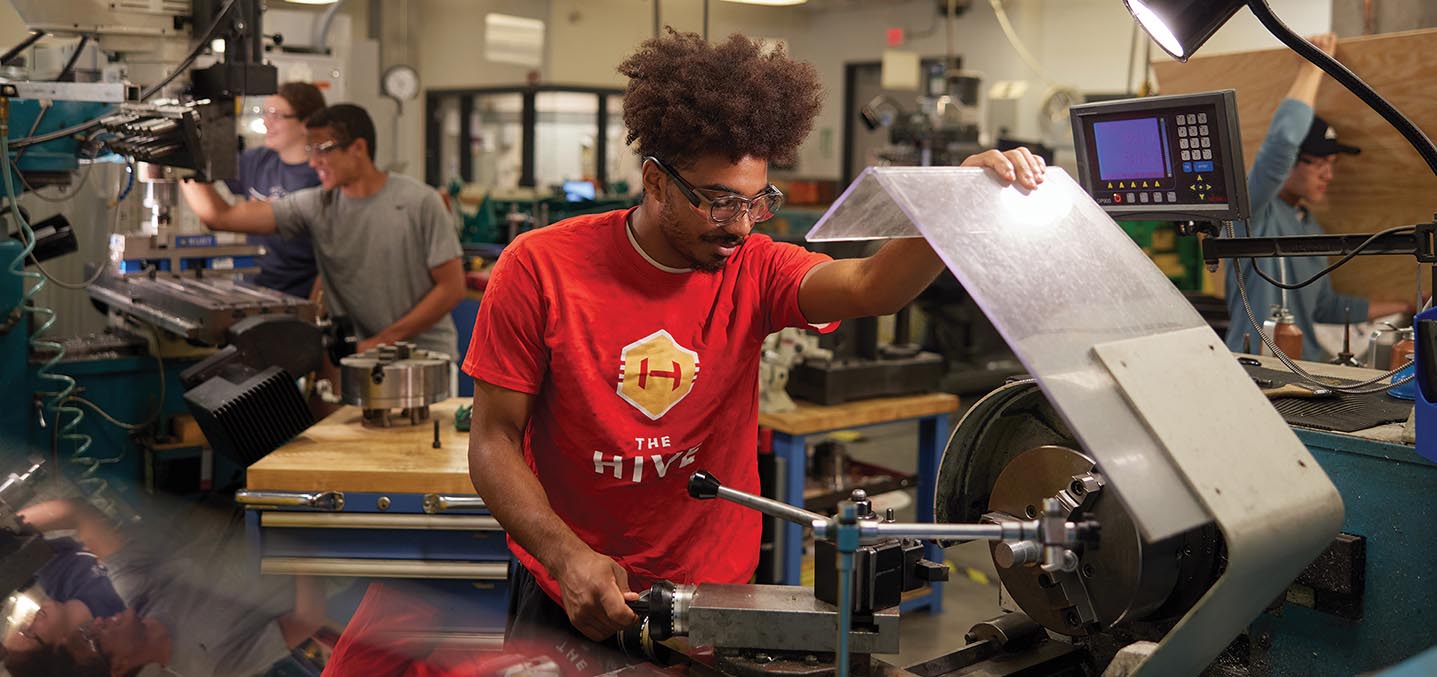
[2,1,326,506]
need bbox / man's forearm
[180,179,278,234]
[368,278,462,348]
[180,180,231,223]
[18,499,125,558]
[857,238,947,316]
[470,436,591,578]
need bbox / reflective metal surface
[687,584,900,654]
[810,167,1208,542]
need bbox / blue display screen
[1093,117,1168,181]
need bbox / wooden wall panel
[1152,29,1437,303]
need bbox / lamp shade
[1122,0,1246,62]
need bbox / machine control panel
[1070,90,1250,222]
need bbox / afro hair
[618,29,823,168]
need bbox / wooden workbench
[759,392,960,435]
[247,398,475,494]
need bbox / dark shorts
[505,563,644,675]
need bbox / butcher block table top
[246,398,475,494]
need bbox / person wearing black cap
[1225,33,1412,360]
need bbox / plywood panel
[1153,29,1437,303]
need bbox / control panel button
[1181,150,1191,161]
[1200,137,1211,148]
[1200,124,1209,135]
[1139,192,1149,203]
[1178,126,1188,137]
[1113,193,1123,203]
[1202,149,1213,160]
[1180,138,1190,149]
[1186,114,1196,124]
[1193,160,1215,173]
[1153,192,1164,203]
[1126,193,1135,203]
[1182,162,1193,173]
[1167,191,1178,202]
[1198,112,1208,123]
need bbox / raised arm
[180,180,279,234]
[17,499,126,559]
[797,148,1045,323]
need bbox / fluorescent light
[1126,0,1185,59]
[721,0,808,5]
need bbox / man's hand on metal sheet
[962,147,1046,191]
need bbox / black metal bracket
[1200,221,1437,265]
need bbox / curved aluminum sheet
[808,167,1344,675]
[806,167,1209,541]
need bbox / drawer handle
[237,490,345,511]
[260,557,508,580]
[261,512,501,531]
[423,494,487,513]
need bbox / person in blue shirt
[1225,33,1410,361]
[220,82,328,299]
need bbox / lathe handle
[686,470,826,526]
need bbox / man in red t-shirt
[323,30,1045,675]
[465,28,1043,662]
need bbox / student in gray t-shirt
[181,103,465,357]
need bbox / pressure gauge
[382,65,420,101]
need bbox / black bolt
[1066,612,1081,627]
[1070,480,1086,496]
[1025,504,1038,519]
[964,632,977,643]
[1081,564,1096,578]
[432,420,441,449]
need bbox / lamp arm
[1246,0,1437,178]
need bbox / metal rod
[812,519,1042,542]
[1,30,45,67]
[716,484,826,526]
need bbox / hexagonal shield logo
[616,330,700,420]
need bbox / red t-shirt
[462,208,834,604]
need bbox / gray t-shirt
[272,173,463,357]
[106,540,292,677]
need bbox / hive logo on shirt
[616,329,700,420]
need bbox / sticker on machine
[615,329,700,420]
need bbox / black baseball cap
[1301,115,1361,157]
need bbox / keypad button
[1202,149,1213,160]
[1198,112,1208,123]
[1180,138,1190,149]
[1168,191,1178,202]
[1200,125,1209,135]
[1186,114,1197,124]
[1181,150,1191,161]
[1178,126,1188,137]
